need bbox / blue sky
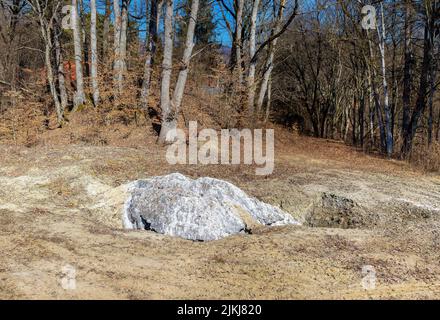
[92,0,234,46]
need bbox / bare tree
[257,0,297,112]
[171,0,200,116]
[90,0,99,106]
[234,0,244,84]
[102,0,111,58]
[158,0,174,143]
[377,2,392,157]
[29,0,64,125]
[116,0,130,92]
[54,9,68,120]
[140,0,159,110]
[72,0,85,109]
[247,0,261,113]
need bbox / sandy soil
[1,133,440,299]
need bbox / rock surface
[123,173,299,241]
[305,193,369,229]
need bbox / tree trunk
[402,0,413,138]
[117,0,130,92]
[72,0,85,109]
[401,5,436,157]
[234,0,244,84]
[377,3,393,157]
[247,0,261,113]
[171,0,200,113]
[102,0,111,59]
[90,0,100,106]
[113,0,122,88]
[31,0,63,126]
[54,19,68,123]
[256,0,287,112]
[367,31,386,153]
[158,0,175,144]
[265,75,272,123]
[140,0,159,110]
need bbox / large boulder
[123,173,299,241]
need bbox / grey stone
[305,193,367,229]
[123,173,299,241]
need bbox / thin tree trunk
[117,0,130,92]
[54,13,69,121]
[171,0,200,113]
[265,75,272,122]
[113,0,122,87]
[377,3,393,157]
[367,31,386,153]
[158,0,174,144]
[257,51,275,112]
[234,0,244,84]
[247,0,260,113]
[359,90,365,147]
[102,0,111,59]
[157,0,163,31]
[90,0,99,106]
[428,62,437,145]
[256,0,286,112]
[80,0,89,78]
[402,2,436,157]
[72,0,85,109]
[402,0,413,138]
[140,0,159,110]
[32,0,63,125]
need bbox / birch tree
[113,0,122,90]
[54,11,68,119]
[72,0,85,109]
[377,2,392,157]
[90,0,99,106]
[233,0,244,84]
[247,0,261,113]
[158,0,200,143]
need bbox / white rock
[123,173,299,241]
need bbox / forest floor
[1,127,440,299]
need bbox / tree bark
[402,0,413,139]
[54,17,68,122]
[103,0,111,59]
[233,0,244,84]
[140,0,159,110]
[377,3,393,157]
[90,0,100,106]
[72,0,85,109]
[401,3,436,157]
[171,0,200,113]
[256,0,287,112]
[247,0,260,113]
[113,0,122,88]
[117,0,130,92]
[30,0,63,125]
[158,0,175,144]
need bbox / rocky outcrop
[123,173,299,241]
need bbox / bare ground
[1,132,440,299]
